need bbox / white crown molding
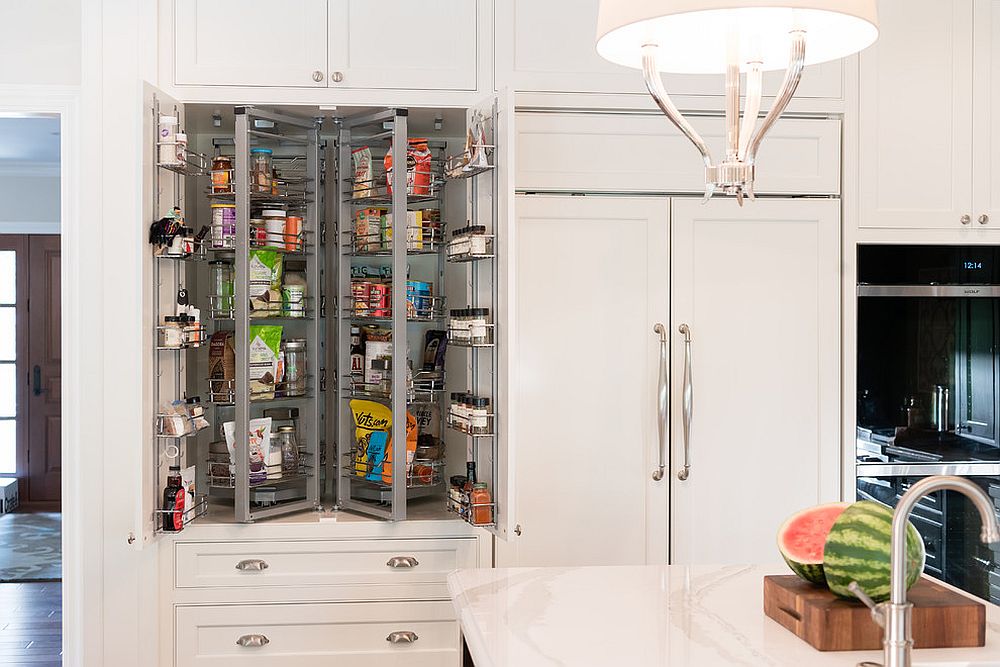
[0,160,60,177]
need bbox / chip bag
[349,400,418,485]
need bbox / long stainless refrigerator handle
[677,323,693,481]
[652,324,668,481]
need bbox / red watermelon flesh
[777,502,851,585]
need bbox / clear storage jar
[250,148,273,193]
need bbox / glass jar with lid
[275,426,300,475]
[211,155,233,193]
[250,148,273,193]
[209,259,234,317]
[282,338,307,396]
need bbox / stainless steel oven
[857,245,1000,603]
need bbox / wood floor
[0,582,62,666]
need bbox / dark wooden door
[26,236,61,503]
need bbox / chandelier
[596,1,878,204]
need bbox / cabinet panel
[515,113,840,195]
[174,0,328,88]
[496,195,669,568]
[176,601,459,666]
[175,538,477,590]
[495,0,843,99]
[859,0,974,229]
[975,0,1000,227]
[327,0,478,90]
[670,199,841,565]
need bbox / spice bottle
[161,465,186,532]
[350,327,364,379]
[160,316,184,348]
[471,482,492,525]
[468,225,489,255]
[471,396,491,434]
[469,308,489,345]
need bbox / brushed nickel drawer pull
[386,556,419,568]
[235,559,269,572]
[386,630,419,644]
[236,634,270,648]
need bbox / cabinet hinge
[320,295,327,318]
[320,221,327,246]
[319,368,327,392]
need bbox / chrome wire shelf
[154,495,208,533]
[447,496,495,527]
[446,415,495,438]
[343,226,446,256]
[207,377,312,405]
[342,451,446,490]
[209,294,314,321]
[157,145,209,177]
[343,291,446,322]
[156,324,208,351]
[444,144,494,180]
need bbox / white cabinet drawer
[176,601,459,666]
[515,113,841,196]
[175,538,477,590]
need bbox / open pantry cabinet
[139,83,514,547]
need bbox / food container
[261,209,286,248]
[211,155,233,193]
[210,203,236,249]
[406,281,433,318]
[282,339,307,397]
[158,116,179,165]
[250,148,272,193]
[284,215,303,252]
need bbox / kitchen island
[448,564,1000,666]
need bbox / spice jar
[179,314,202,347]
[469,308,490,345]
[449,309,469,344]
[160,316,184,348]
[470,482,492,525]
[283,338,307,397]
[275,425,300,475]
[449,475,467,515]
[211,155,233,193]
[158,116,179,165]
[447,227,471,258]
[210,203,236,249]
[250,147,273,193]
[468,225,490,255]
[471,396,491,434]
[210,259,234,316]
[262,209,286,248]
[449,392,464,432]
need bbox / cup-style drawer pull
[386,555,419,568]
[386,631,419,644]
[235,559,269,572]
[236,634,270,648]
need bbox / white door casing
[974,0,1000,229]
[497,194,669,568]
[669,198,841,565]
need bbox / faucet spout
[879,475,1000,667]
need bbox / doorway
[0,113,63,667]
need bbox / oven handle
[857,462,1000,477]
[857,285,1000,297]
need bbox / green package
[249,325,283,400]
[249,250,283,316]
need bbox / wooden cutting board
[763,575,985,651]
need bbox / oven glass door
[857,474,1000,603]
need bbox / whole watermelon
[822,501,926,602]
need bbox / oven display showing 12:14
[963,260,984,270]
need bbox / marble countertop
[448,564,1000,667]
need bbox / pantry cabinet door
[669,198,841,566]
[974,0,1000,229]
[495,195,669,568]
[859,0,974,229]
[495,0,844,99]
[327,0,478,91]
[173,0,328,88]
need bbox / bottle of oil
[162,466,186,532]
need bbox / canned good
[210,204,236,249]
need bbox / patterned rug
[0,512,61,582]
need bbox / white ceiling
[0,116,60,166]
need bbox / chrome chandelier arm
[738,61,763,161]
[744,30,806,166]
[641,44,713,168]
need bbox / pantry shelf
[447,252,495,264]
[153,495,208,534]
[157,145,209,177]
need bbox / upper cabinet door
[327,0,478,91]
[974,0,1000,229]
[174,0,328,88]
[859,0,974,229]
[495,0,843,99]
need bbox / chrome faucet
[849,475,1000,667]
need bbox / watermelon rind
[777,502,851,586]
[822,500,926,603]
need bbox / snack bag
[249,325,283,400]
[382,412,418,485]
[223,417,271,485]
[385,138,433,196]
[352,146,373,198]
[350,400,392,479]
[249,249,283,316]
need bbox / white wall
[0,172,60,233]
[0,1,81,86]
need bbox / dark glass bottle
[162,466,186,532]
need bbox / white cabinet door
[496,195,669,568]
[859,0,974,229]
[327,0,478,91]
[515,113,841,196]
[669,198,841,565]
[495,0,843,99]
[974,0,1000,229]
[174,0,328,87]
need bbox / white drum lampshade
[595,0,878,203]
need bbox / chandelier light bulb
[596,1,879,204]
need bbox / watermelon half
[823,500,925,602]
[777,502,851,585]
